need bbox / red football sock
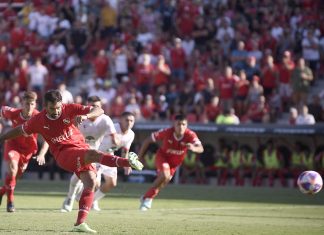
[0,186,6,196]
[76,188,94,225]
[99,153,130,167]
[5,175,16,203]
[144,187,160,199]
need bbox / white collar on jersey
[46,113,62,120]
[173,132,184,141]
[20,112,31,121]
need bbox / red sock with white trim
[75,188,94,225]
[99,153,130,167]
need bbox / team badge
[63,118,70,124]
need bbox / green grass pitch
[0,180,323,234]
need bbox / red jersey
[170,47,186,69]
[94,56,109,79]
[218,77,236,99]
[22,104,91,159]
[279,61,295,84]
[1,106,39,155]
[152,127,201,168]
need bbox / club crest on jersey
[63,118,70,124]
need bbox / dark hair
[87,96,101,103]
[174,114,187,121]
[44,90,62,105]
[121,111,135,118]
[23,91,37,101]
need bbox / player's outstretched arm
[0,126,24,143]
[34,138,49,165]
[76,106,104,124]
[186,143,204,154]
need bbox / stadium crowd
[0,0,323,125]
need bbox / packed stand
[0,0,323,125]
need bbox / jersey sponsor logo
[51,129,73,144]
[168,140,173,144]
[63,118,70,124]
[166,149,185,155]
[43,125,50,129]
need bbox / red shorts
[155,153,180,177]
[4,146,33,174]
[55,147,96,178]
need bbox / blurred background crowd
[0,0,323,125]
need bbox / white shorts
[97,164,117,178]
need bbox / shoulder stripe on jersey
[151,133,156,142]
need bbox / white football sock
[67,173,83,199]
[94,189,106,201]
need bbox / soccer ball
[297,171,323,195]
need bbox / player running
[0,91,49,212]
[138,114,204,211]
[0,90,143,233]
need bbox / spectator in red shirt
[135,53,154,95]
[10,20,26,50]
[153,55,171,89]
[170,38,186,83]
[205,96,221,123]
[25,31,46,60]
[2,3,17,28]
[242,95,270,123]
[14,58,29,91]
[217,66,237,109]
[278,51,295,107]
[176,9,195,37]
[107,95,125,119]
[93,49,109,80]
[261,55,279,99]
[235,70,250,117]
[0,45,12,79]
[140,94,156,120]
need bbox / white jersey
[99,122,135,153]
[79,114,116,150]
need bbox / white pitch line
[152,205,323,211]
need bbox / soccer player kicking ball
[0,91,49,212]
[138,114,204,211]
[0,90,143,234]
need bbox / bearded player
[0,90,143,233]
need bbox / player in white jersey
[92,111,135,211]
[61,103,136,212]
[61,96,118,212]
